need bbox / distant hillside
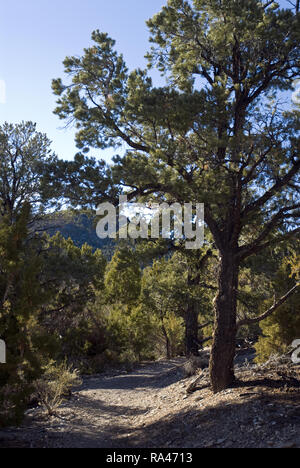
[41,211,116,259]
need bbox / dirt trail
[1,356,300,448]
[49,358,186,448]
[1,358,187,448]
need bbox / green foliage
[0,204,45,426]
[141,255,188,358]
[0,379,32,427]
[0,119,68,424]
[0,207,107,424]
[43,210,116,259]
[35,233,107,367]
[104,247,141,304]
[0,121,111,424]
[99,247,156,361]
[160,311,185,357]
[0,121,58,220]
[103,304,155,362]
[43,153,119,211]
[255,251,300,362]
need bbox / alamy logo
[291,339,300,364]
[96,196,204,250]
[0,339,6,364]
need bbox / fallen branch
[186,371,209,394]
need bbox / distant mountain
[42,211,116,259]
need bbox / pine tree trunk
[161,323,171,359]
[209,251,238,393]
[185,299,199,356]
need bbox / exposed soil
[0,354,300,448]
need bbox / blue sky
[0,0,295,163]
[0,0,166,161]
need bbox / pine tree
[0,121,58,223]
[52,1,300,391]
[0,204,45,425]
[104,247,141,305]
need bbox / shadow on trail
[44,390,300,448]
[125,392,300,449]
[81,359,185,391]
[74,394,151,417]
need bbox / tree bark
[161,322,171,359]
[209,252,239,393]
[185,299,199,356]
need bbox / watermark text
[96,196,204,250]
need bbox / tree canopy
[0,122,58,222]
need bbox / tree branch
[239,204,300,259]
[241,159,300,220]
[238,227,300,261]
[237,283,299,328]
[198,320,214,330]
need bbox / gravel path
[1,356,300,448]
[1,358,187,448]
[48,358,186,448]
